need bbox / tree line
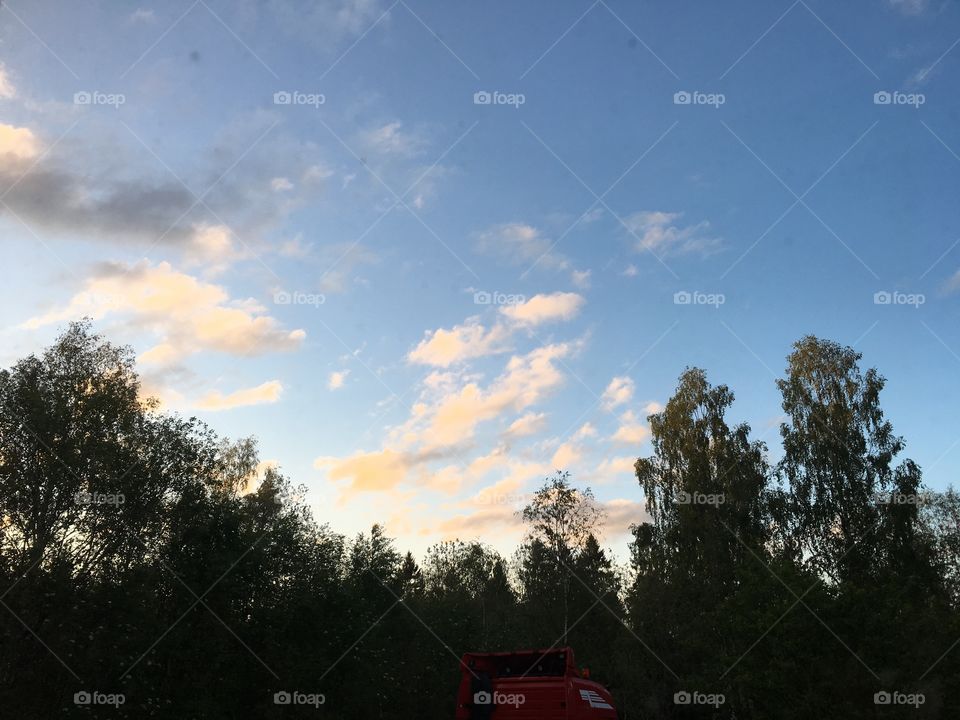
[1,321,958,718]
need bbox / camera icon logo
[874,691,892,705]
[474,691,493,705]
[474,290,492,305]
[273,290,292,305]
[74,691,92,705]
[873,291,891,305]
[474,91,492,105]
[274,691,292,705]
[273,91,292,105]
[674,290,692,305]
[874,91,892,105]
[74,91,92,105]
[674,691,692,705]
[673,91,692,105]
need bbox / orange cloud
[0,123,37,159]
[196,380,284,411]
[24,260,305,364]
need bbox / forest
[1,321,958,718]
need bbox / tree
[518,471,605,646]
[777,336,925,584]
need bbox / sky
[2,0,959,558]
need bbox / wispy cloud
[624,211,722,257]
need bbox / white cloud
[196,380,283,411]
[601,376,635,411]
[417,342,574,451]
[23,260,305,365]
[129,8,157,23]
[551,441,581,469]
[475,223,569,271]
[571,269,592,289]
[622,264,639,277]
[271,177,294,192]
[0,123,38,159]
[408,320,511,367]
[624,211,722,257]
[595,456,636,483]
[505,411,548,438]
[360,121,425,157]
[499,292,585,327]
[0,65,16,99]
[183,223,243,274]
[328,369,350,390]
[943,269,960,294]
[889,0,928,15]
[611,410,649,445]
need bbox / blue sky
[2,0,959,556]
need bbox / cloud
[360,121,425,158]
[623,211,722,257]
[0,65,16,99]
[328,369,350,390]
[24,260,305,365]
[315,449,413,494]
[601,376,635,411]
[266,0,392,45]
[889,0,928,14]
[505,411,548,438]
[595,456,637,483]
[271,177,294,192]
[551,441,581,469]
[475,223,569,271]
[129,8,157,23]
[622,264,639,277]
[571,269,592,289]
[611,410,649,445]
[409,293,584,368]
[942,269,960,295]
[500,292,585,327]
[183,223,246,274]
[431,504,525,540]
[0,123,38,159]
[603,498,648,536]
[418,342,575,451]
[320,338,577,498]
[317,243,379,294]
[196,380,284,410]
[0,114,325,268]
[408,319,511,367]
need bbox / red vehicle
[454,647,618,719]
